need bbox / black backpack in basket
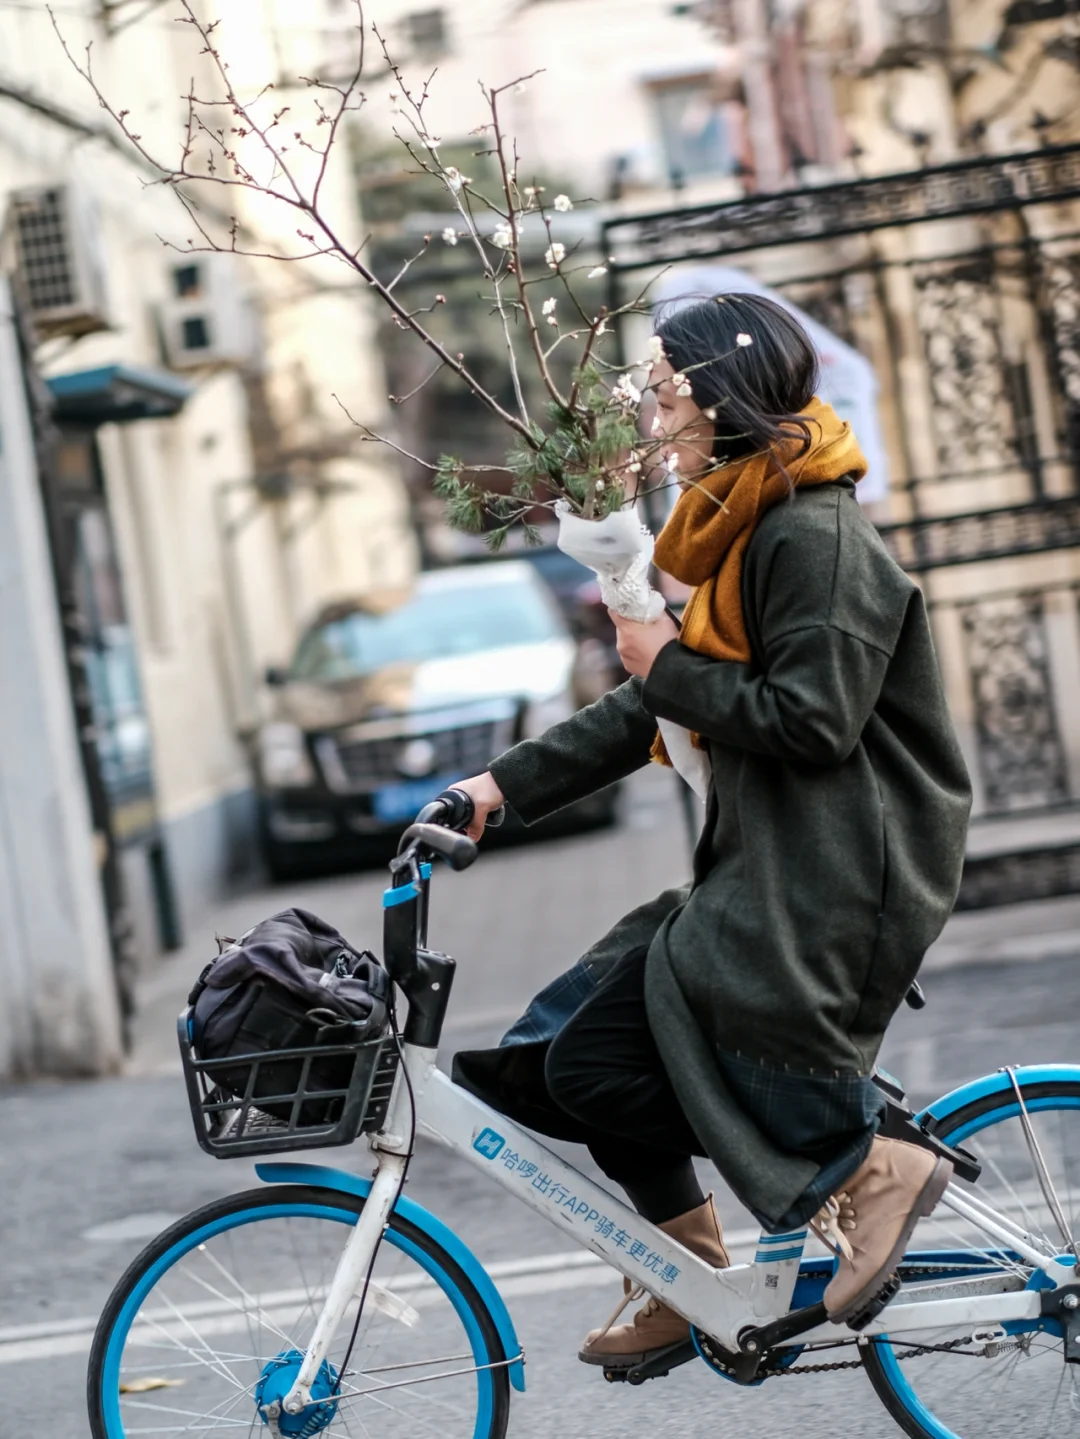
[187,908,390,1123]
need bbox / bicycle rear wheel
[88,1184,513,1439]
[862,1073,1080,1439]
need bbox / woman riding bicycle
[452,293,972,1369]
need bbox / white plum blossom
[441,227,458,246]
[676,381,693,398]
[736,332,753,347]
[595,318,609,336]
[544,242,566,268]
[647,335,666,364]
[704,406,717,420]
[492,221,514,249]
[542,297,557,315]
[650,415,663,436]
[588,265,607,278]
[611,373,642,408]
[524,185,544,198]
[628,452,643,474]
[553,194,573,212]
[665,452,680,472]
[444,166,471,192]
[595,478,605,492]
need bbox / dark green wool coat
[474,481,972,1226]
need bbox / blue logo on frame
[473,1127,505,1161]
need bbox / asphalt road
[3,767,1079,1438]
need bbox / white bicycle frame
[280,1040,1072,1416]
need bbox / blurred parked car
[255,561,619,879]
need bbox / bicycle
[88,791,1080,1438]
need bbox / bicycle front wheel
[88,1183,513,1439]
[862,1072,1080,1439]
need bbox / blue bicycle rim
[872,1084,1080,1438]
[99,1198,501,1439]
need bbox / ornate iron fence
[604,145,1080,909]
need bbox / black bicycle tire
[861,1078,1080,1439]
[87,1183,513,1439]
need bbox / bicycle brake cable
[333,993,418,1396]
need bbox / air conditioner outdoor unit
[8,185,111,338]
[158,254,259,370]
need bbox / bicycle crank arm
[738,1300,829,1356]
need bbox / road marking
[82,1213,183,1242]
[0,1231,763,1366]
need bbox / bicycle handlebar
[414,789,505,832]
[394,788,506,873]
[396,820,478,871]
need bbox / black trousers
[544,949,708,1224]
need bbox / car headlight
[522,689,575,739]
[257,722,316,788]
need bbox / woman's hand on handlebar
[451,772,506,842]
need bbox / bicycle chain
[769,1335,978,1378]
[702,1260,1030,1381]
[763,1263,1017,1378]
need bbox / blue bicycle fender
[255,1162,526,1391]
[917,1063,1080,1127]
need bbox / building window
[172,263,203,299]
[405,8,448,59]
[181,315,211,350]
[649,77,735,186]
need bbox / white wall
[353,0,734,198]
[0,278,123,1077]
[0,0,415,935]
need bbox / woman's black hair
[653,292,819,463]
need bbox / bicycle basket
[178,1009,400,1158]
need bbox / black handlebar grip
[432,788,474,830]
[428,788,504,831]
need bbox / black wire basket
[178,1010,400,1158]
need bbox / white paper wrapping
[555,503,711,800]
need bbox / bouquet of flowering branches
[57,0,717,790]
[54,1,689,543]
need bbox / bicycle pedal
[596,1340,698,1385]
[626,1339,699,1385]
[847,1272,902,1332]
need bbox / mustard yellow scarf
[651,397,867,766]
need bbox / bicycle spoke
[975,1151,1058,1254]
[191,1249,304,1350]
[100,1200,501,1438]
[128,1303,250,1394]
[867,1088,1080,1439]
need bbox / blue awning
[47,365,193,425]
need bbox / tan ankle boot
[817,1136,952,1324]
[579,1196,730,1366]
